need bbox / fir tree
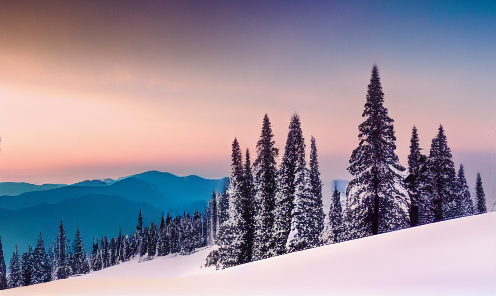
[241,149,255,262]
[207,192,218,245]
[117,227,124,263]
[328,189,344,244]
[286,168,314,252]
[252,114,279,261]
[273,114,305,256]
[140,227,149,257]
[309,136,325,247]
[346,65,409,239]
[148,222,157,257]
[56,220,70,279]
[157,213,167,256]
[32,233,50,284]
[91,237,101,271]
[8,246,22,288]
[429,125,457,221]
[218,138,247,268]
[73,224,89,275]
[475,173,487,214]
[0,236,7,290]
[21,246,33,286]
[101,236,109,268]
[405,126,422,226]
[456,164,474,217]
[109,238,117,265]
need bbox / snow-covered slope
[4,213,495,296]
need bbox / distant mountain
[0,194,163,263]
[0,171,228,214]
[0,182,66,196]
[70,180,109,187]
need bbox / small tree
[0,236,7,289]
[475,173,487,214]
[8,246,22,288]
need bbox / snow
[4,213,496,296]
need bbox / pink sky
[0,1,494,206]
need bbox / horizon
[0,1,494,205]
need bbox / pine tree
[148,222,157,257]
[346,65,409,240]
[273,114,305,256]
[252,114,279,261]
[241,149,255,262]
[405,126,422,226]
[328,189,344,244]
[8,246,22,288]
[56,220,70,279]
[21,246,33,286]
[207,192,218,245]
[475,173,487,214]
[0,236,7,290]
[140,227,149,257]
[33,232,52,284]
[72,224,89,275]
[287,168,314,252]
[157,213,167,256]
[309,136,325,247]
[91,237,102,271]
[218,138,247,268]
[101,236,109,268]
[429,125,457,221]
[456,164,474,217]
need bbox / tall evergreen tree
[207,192,218,245]
[91,237,102,272]
[0,236,7,290]
[328,189,344,244]
[140,227,149,257]
[8,246,22,288]
[109,238,117,265]
[309,136,325,247]
[405,126,422,226]
[429,125,457,221]
[218,138,246,268]
[101,236,109,268]
[157,213,167,256]
[56,220,70,279]
[345,65,409,239]
[273,114,305,256]
[252,114,279,261]
[73,224,89,275]
[241,149,255,262]
[148,222,157,257]
[32,233,51,284]
[456,164,474,217]
[475,173,487,214]
[21,246,33,286]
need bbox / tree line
[0,208,210,290]
[207,65,488,269]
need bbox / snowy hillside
[4,212,495,296]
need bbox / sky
[0,1,494,205]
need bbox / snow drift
[4,212,495,296]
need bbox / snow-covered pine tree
[56,220,70,279]
[252,114,279,261]
[327,189,344,244]
[241,149,255,263]
[309,136,325,247]
[286,167,315,252]
[207,191,218,245]
[21,246,33,286]
[192,211,203,249]
[475,173,487,214]
[148,222,157,257]
[117,227,124,263]
[109,238,117,265]
[217,138,246,268]
[91,237,101,271]
[429,125,457,221]
[157,213,167,256]
[0,236,7,290]
[345,65,409,240]
[405,126,422,226]
[32,233,51,284]
[73,224,89,275]
[456,164,475,217]
[273,114,305,256]
[217,183,230,227]
[140,227,149,257]
[416,153,435,226]
[8,246,22,288]
[101,236,109,268]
